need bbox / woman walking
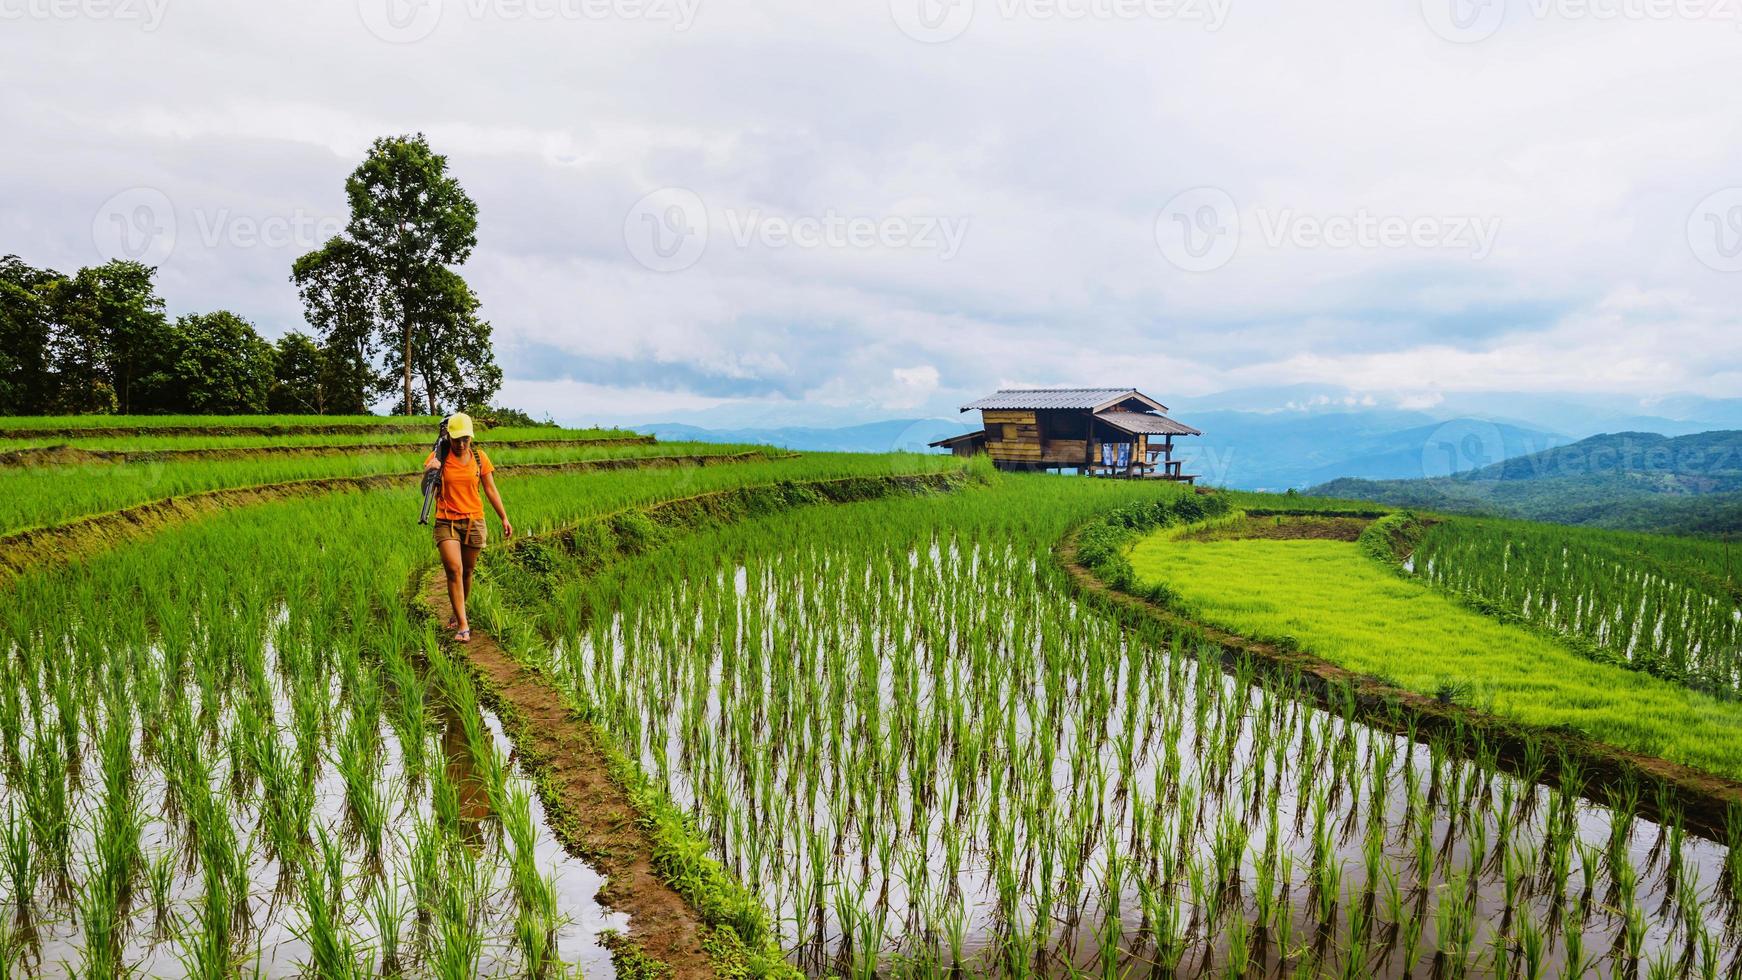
[424,413,512,643]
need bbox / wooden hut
[932,387,1202,481]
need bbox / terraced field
[2,417,1739,978]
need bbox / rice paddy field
[1,415,1739,978]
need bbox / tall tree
[47,260,172,414]
[163,311,276,414]
[0,255,62,414]
[340,133,481,414]
[291,237,387,412]
[269,330,327,414]
[402,267,500,414]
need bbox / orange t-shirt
[423,447,494,520]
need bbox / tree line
[0,133,503,417]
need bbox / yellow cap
[445,413,475,440]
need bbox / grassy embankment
[1128,520,1742,780]
[0,439,770,535]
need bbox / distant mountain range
[1311,431,1742,536]
[635,405,1742,535]
[637,419,977,455]
[637,412,1572,491]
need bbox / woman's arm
[481,471,513,539]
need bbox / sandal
[447,617,459,630]
[455,629,472,643]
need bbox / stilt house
[931,387,1202,482]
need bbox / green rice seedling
[1223,910,1250,980]
[294,825,368,979]
[1724,803,1742,917]
[74,853,124,979]
[175,867,238,980]
[370,876,408,978]
[146,848,176,942]
[1696,926,1721,980]
[1562,917,1592,977]
[1515,910,1546,980]
[1,802,36,943]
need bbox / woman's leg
[438,538,467,632]
[461,544,481,605]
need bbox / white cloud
[3,0,1738,421]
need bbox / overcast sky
[4,0,1740,427]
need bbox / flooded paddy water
[540,524,1742,978]
[0,607,622,978]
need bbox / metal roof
[1095,411,1202,437]
[927,430,986,448]
[961,388,1168,412]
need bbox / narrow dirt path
[0,436,654,466]
[418,572,719,979]
[0,451,780,583]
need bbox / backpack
[417,416,453,525]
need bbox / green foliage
[599,931,674,980]
[267,331,327,414]
[463,403,557,428]
[44,259,171,414]
[297,132,496,416]
[289,237,391,413]
[1355,511,1426,568]
[0,255,60,414]
[163,311,276,414]
[1074,490,1232,592]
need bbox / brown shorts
[432,517,487,549]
